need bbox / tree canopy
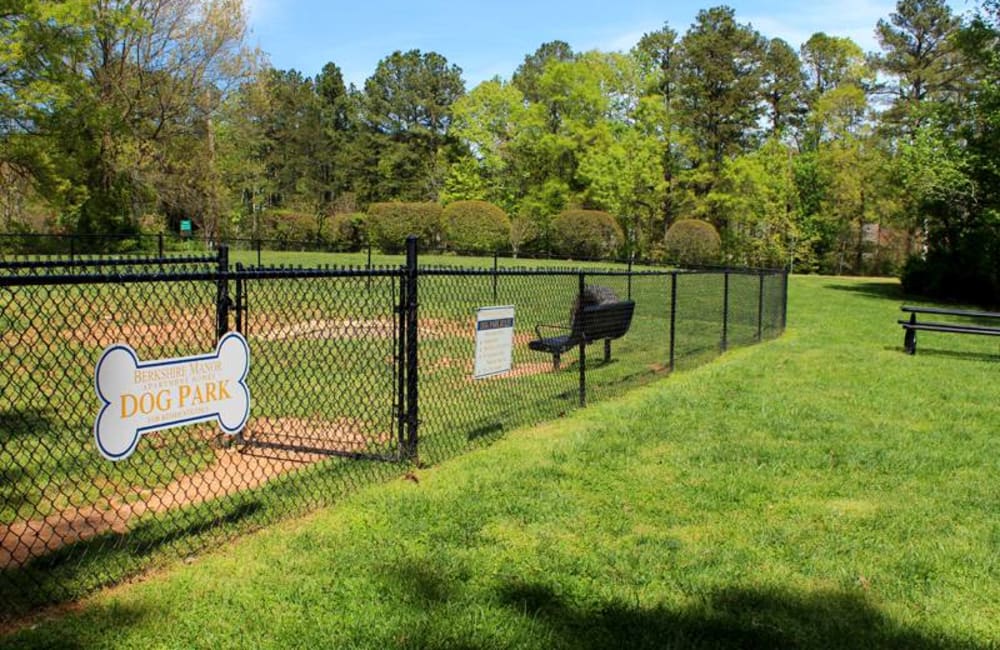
[3,0,999,302]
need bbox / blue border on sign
[93,331,250,461]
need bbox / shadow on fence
[0,238,787,620]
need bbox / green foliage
[550,209,624,259]
[262,209,319,244]
[442,200,511,253]
[664,218,722,265]
[6,277,999,647]
[367,201,443,253]
[323,212,368,252]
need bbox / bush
[550,209,623,260]
[323,212,367,252]
[367,202,443,254]
[664,219,721,266]
[261,209,318,245]
[442,200,511,254]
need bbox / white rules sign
[473,305,515,379]
[94,332,251,461]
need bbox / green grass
[3,274,997,648]
[226,247,664,271]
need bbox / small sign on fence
[179,219,192,236]
[93,332,251,461]
[473,305,515,379]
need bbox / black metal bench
[529,300,635,369]
[899,305,1000,354]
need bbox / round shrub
[263,209,318,245]
[664,219,721,266]
[324,212,367,252]
[443,200,511,254]
[550,209,624,260]
[367,202,443,253]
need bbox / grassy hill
[4,275,997,648]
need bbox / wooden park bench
[899,305,1000,354]
[529,297,635,370]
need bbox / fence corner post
[721,271,730,353]
[404,235,420,461]
[757,271,765,342]
[669,272,677,372]
[578,271,587,407]
[216,244,230,340]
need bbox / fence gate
[229,264,408,462]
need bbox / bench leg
[553,352,561,370]
[904,328,916,355]
[604,339,611,363]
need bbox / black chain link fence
[0,239,787,620]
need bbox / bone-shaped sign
[94,332,250,461]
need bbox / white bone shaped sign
[94,332,250,461]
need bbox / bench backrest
[571,300,635,343]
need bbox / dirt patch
[246,316,462,342]
[0,417,389,567]
[424,356,555,381]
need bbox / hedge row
[259,202,631,260]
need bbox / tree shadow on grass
[902,348,1000,363]
[824,280,906,302]
[0,501,263,623]
[490,581,983,650]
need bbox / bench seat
[899,305,1000,354]
[530,300,635,369]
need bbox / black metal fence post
[721,271,730,353]
[627,253,633,300]
[404,235,420,461]
[157,233,164,258]
[578,272,587,407]
[256,238,262,267]
[782,270,789,331]
[216,244,230,340]
[234,262,245,335]
[669,272,678,372]
[757,271,765,342]
[492,250,499,303]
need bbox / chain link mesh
[1,252,786,620]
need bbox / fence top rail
[417,265,784,278]
[0,265,405,287]
[0,254,218,270]
[901,305,1000,319]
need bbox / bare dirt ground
[0,417,388,567]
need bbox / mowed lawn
[3,275,998,649]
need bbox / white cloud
[745,0,897,53]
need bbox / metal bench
[898,305,1000,354]
[529,299,635,369]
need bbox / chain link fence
[0,239,787,619]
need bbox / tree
[676,7,766,173]
[761,38,806,138]
[361,49,464,201]
[16,0,255,239]
[444,79,526,210]
[633,24,687,236]
[511,40,575,103]
[708,138,797,267]
[875,0,964,131]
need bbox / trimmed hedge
[323,212,368,252]
[443,200,511,254]
[263,209,318,243]
[550,209,623,260]
[367,202,442,253]
[664,219,721,266]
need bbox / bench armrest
[534,323,570,339]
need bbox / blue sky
[243,0,955,89]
